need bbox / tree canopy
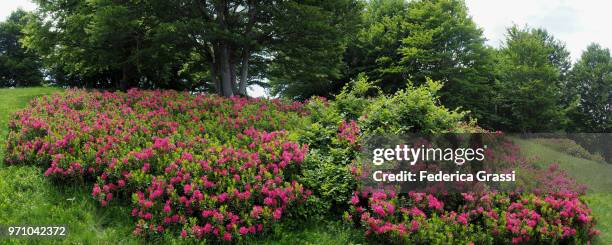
[342,0,497,126]
[493,26,571,132]
[0,9,43,87]
[566,43,612,133]
[23,0,361,96]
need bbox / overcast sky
[466,0,612,61]
[2,0,611,96]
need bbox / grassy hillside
[514,138,612,244]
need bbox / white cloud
[0,0,36,21]
[466,0,612,61]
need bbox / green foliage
[268,0,363,99]
[297,77,470,218]
[334,74,381,120]
[24,0,361,95]
[360,78,467,134]
[343,0,496,127]
[565,43,612,133]
[0,10,44,87]
[493,26,571,132]
[297,97,360,216]
[343,0,410,92]
[23,0,204,90]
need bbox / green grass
[0,87,137,244]
[514,138,612,244]
[0,87,362,244]
[0,87,62,163]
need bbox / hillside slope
[515,138,612,244]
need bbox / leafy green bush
[297,77,473,218]
[360,78,468,135]
[297,97,361,216]
[334,74,380,120]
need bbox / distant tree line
[0,0,609,133]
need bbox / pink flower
[350,195,359,204]
[427,195,443,210]
[222,232,232,241]
[410,220,419,232]
[202,223,212,233]
[372,204,386,216]
[273,208,282,220]
[239,226,249,235]
[457,213,468,225]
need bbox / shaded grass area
[514,138,612,244]
[0,165,138,244]
[0,87,362,244]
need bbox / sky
[465,0,612,61]
[0,1,36,22]
[2,0,611,96]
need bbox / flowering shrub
[3,87,601,244]
[346,189,599,244]
[346,139,599,244]
[5,89,311,241]
[298,78,476,216]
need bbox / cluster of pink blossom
[343,129,598,243]
[5,89,310,241]
[337,119,360,145]
[347,189,598,244]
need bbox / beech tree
[0,9,43,87]
[494,26,571,132]
[566,43,611,133]
[24,0,360,96]
[342,0,497,127]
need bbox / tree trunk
[120,64,130,91]
[230,60,238,95]
[238,49,250,96]
[210,61,221,95]
[215,1,233,97]
[219,44,234,97]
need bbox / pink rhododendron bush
[5,89,310,242]
[4,87,601,244]
[346,190,599,244]
[343,133,599,244]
